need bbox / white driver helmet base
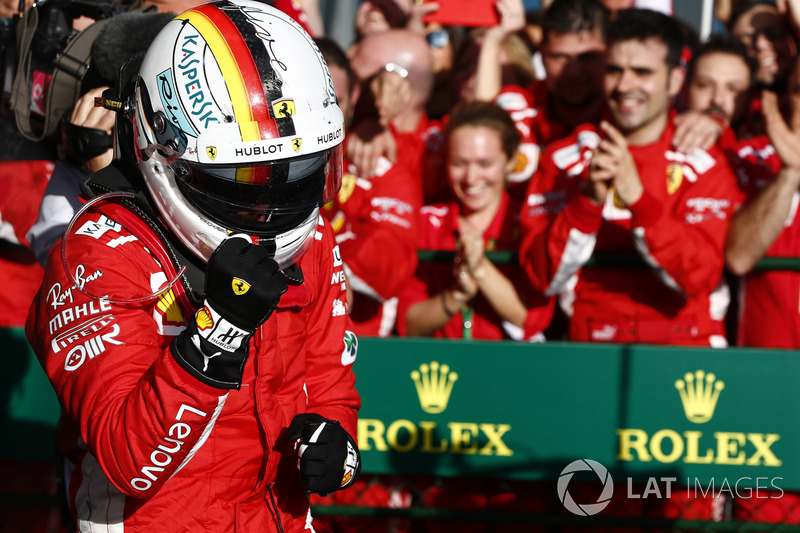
[132,0,344,265]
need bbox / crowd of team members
[313,1,800,525]
[322,0,800,349]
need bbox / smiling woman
[729,2,798,91]
[396,101,554,341]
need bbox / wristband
[441,291,457,317]
[194,302,252,352]
[170,302,254,389]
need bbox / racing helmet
[132,0,344,267]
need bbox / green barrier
[1,328,60,460]
[355,337,798,493]
[5,329,799,493]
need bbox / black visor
[174,145,342,235]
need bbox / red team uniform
[323,155,422,337]
[0,160,53,326]
[726,134,800,348]
[397,192,552,341]
[520,116,741,346]
[26,206,360,532]
[494,81,573,196]
[727,137,800,525]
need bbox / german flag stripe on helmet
[219,3,297,140]
[176,1,297,151]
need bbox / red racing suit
[396,192,553,340]
[322,156,422,337]
[26,202,360,532]
[520,117,740,346]
[727,135,800,348]
[0,160,53,326]
[725,136,800,519]
[494,81,572,198]
[416,116,450,204]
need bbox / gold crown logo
[675,370,724,423]
[411,361,458,414]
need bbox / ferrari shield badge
[667,164,683,195]
[232,277,251,296]
[338,173,357,204]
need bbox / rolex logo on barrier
[675,370,724,423]
[411,361,458,414]
[616,369,782,467]
[357,360,513,457]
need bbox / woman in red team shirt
[397,100,552,340]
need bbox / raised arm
[519,128,605,296]
[726,90,800,274]
[474,0,526,102]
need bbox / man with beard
[676,35,756,151]
[699,48,800,523]
[680,36,800,344]
[672,35,755,344]
[519,9,741,350]
[492,0,609,196]
[682,30,800,522]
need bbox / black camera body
[1,0,125,135]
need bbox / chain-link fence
[8,466,800,533]
[310,474,800,532]
[0,459,62,533]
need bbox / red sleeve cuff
[163,345,230,396]
[628,190,663,228]
[523,297,555,339]
[564,194,604,234]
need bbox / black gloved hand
[285,413,361,496]
[205,236,288,331]
[172,236,288,389]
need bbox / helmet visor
[174,145,342,234]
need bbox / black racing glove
[172,236,288,389]
[285,413,361,496]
